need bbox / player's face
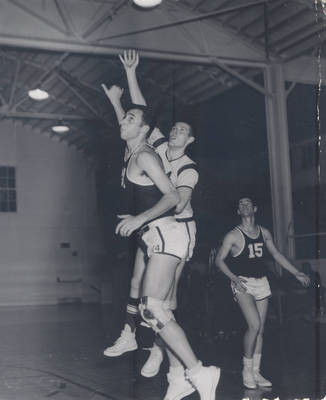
[120,109,145,141]
[238,198,256,216]
[168,122,192,148]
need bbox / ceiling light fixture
[52,125,70,133]
[28,88,49,101]
[133,0,162,8]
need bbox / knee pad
[139,296,174,332]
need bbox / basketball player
[101,86,219,399]
[215,197,310,389]
[102,50,204,400]
[120,50,200,394]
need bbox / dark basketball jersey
[228,226,268,278]
[120,144,173,224]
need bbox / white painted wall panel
[0,120,106,305]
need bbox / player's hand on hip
[101,84,124,104]
[234,276,247,293]
[295,272,310,287]
[119,49,139,71]
[115,214,144,237]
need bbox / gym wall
[0,120,106,306]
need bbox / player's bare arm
[175,186,193,214]
[262,227,310,287]
[216,231,247,292]
[101,84,125,124]
[115,151,179,237]
[119,49,146,106]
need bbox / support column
[264,63,296,262]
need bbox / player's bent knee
[139,296,173,332]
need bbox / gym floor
[0,296,324,400]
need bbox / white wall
[0,120,107,305]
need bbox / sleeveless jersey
[228,226,268,278]
[120,144,173,222]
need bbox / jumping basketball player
[101,79,219,400]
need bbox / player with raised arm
[101,55,220,400]
[117,50,201,399]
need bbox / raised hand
[119,49,139,72]
[101,84,124,105]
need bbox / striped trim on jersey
[175,216,194,222]
[152,137,167,149]
[177,163,198,176]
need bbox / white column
[264,63,296,261]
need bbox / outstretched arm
[119,49,146,106]
[262,227,310,286]
[101,84,125,124]
[119,50,168,148]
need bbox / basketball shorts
[231,276,272,301]
[176,218,196,261]
[138,217,188,260]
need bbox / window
[0,167,17,212]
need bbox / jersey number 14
[248,243,263,258]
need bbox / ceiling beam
[275,24,325,53]
[96,0,268,41]
[236,1,282,35]
[8,60,20,108]
[0,52,93,120]
[82,0,129,39]
[192,0,211,11]
[55,71,103,119]
[284,32,326,61]
[54,70,115,131]
[10,53,70,110]
[190,68,261,104]
[53,0,80,38]
[165,0,268,59]
[255,8,307,41]
[211,58,268,95]
[0,36,267,68]
[6,0,70,36]
[0,110,96,120]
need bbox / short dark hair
[177,121,194,137]
[125,104,154,128]
[238,197,256,207]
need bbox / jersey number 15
[248,243,263,258]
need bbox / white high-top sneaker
[186,362,221,400]
[253,354,272,387]
[103,324,138,357]
[242,357,257,389]
[164,366,195,400]
[141,344,164,377]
